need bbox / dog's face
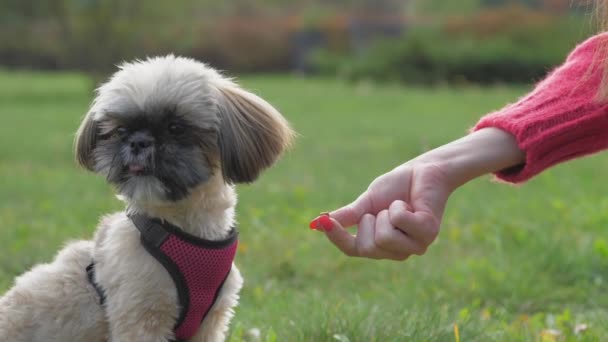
[75,56,293,203]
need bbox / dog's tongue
[129,164,144,173]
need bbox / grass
[0,71,607,341]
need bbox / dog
[0,55,294,342]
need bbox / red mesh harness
[87,214,238,341]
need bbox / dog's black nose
[129,132,154,154]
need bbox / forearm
[414,128,525,190]
[472,33,608,183]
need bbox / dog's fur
[0,56,294,342]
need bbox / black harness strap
[130,214,192,333]
[85,214,173,309]
[130,213,171,248]
[86,262,106,306]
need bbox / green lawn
[0,71,607,341]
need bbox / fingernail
[318,214,334,231]
[309,215,322,230]
[309,213,333,232]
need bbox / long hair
[597,0,608,29]
[595,0,608,99]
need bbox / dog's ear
[215,83,294,184]
[74,111,99,171]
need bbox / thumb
[329,192,371,229]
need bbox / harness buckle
[130,214,170,248]
[141,221,170,248]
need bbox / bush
[0,1,298,74]
[189,17,294,73]
[312,7,590,84]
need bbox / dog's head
[75,55,294,202]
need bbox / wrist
[413,128,525,190]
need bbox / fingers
[315,163,449,261]
[354,214,395,259]
[388,200,439,246]
[322,212,413,261]
[329,193,372,228]
[373,210,421,257]
[323,216,357,257]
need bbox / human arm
[310,128,524,260]
[312,33,608,260]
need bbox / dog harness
[87,214,238,341]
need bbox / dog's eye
[168,122,185,135]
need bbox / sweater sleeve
[473,33,608,183]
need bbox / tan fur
[0,175,243,342]
[217,84,295,183]
[0,241,108,342]
[74,111,99,171]
[0,56,294,341]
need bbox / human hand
[310,162,451,260]
[310,128,525,261]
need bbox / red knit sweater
[474,33,608,183]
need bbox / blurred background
[2,1,608,341]
[0,0,594,83]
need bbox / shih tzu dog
[0,56,294,342]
